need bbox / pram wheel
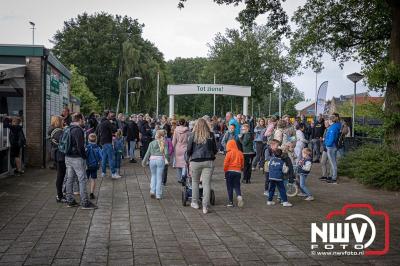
[285,182,298,197]
[182,187,188,206]
[210,189,216,206]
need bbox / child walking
[239,123,255,183]
[297,148,314,201]
[86,133,102,199]
[266,149,293,207]
[223,140,244,207]
[142,130,169,200]
[113,129,124,177]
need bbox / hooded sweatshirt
[224,140,244,173]
[172,125,189,168]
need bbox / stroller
[181,163,215,206]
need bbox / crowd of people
[43,106,348,213]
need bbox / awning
[0,64,26,80]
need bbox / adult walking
[8,117,26,176]
[311,114,325,162]
[126,115,139,163]
[320,120,332,181]
[186,118,217,214]
[96,111,120,179]
[64,113,97,209]
[49,116,66,202]
[142,130,169,200]
[252,118,266,171]
[172,119,189,183]
[140,119,153,159]
[324,115,341,184]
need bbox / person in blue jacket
[323,114,341,184]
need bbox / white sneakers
[237,196,244,208]
[202,207,208,214]
[101,172,106,178]
[112,174,122,179]
[267,201,293,207]
[305,196,314,201]
[297,192,307,197]
[191,202,199,209]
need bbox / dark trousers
[56,161,66,199]
[162,165,168,185]
[252,142,264,168]
[268,180,288,202]
[264,172,269,191]
[226,171,241,202]
[140,139,150,159]
[243,154,254,182]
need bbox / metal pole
[156,71,160,118]
[213,74,216,116]
[230,97,233,112]
[352,82,356,137]
[251,98,254,117]
[279,77,282,117]
[125,79,129,115]
[32,26,35,46]
[315,71,318,117]
[268,92,271,116]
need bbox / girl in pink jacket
[172,119,190,183]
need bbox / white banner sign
[167,84,251,97]
[316,81,328,116]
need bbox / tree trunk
[385,0,400,152]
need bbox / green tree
[52,13,146,109]
[70,65,100,115]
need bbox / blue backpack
[58,127,72,154]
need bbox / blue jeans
[114,152,122,170]
[226,171,241,202]
[299,173,311,196]
[268,180,288,202]
[129,140,136,159]
[101,143,115,175]
[326,146,338,181]
[176,167,186,182]
[65,157,88,205]
[149,159,165,198]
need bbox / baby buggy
[181,164,215,206]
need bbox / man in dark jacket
[96,110,120,179]
[65,113,97,209]
[126,116,139,163]
[140,119,152,159]
[311,114,325,162]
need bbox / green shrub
[338,145,400,191]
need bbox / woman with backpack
[186,118,217,214]
[49,116,66,202]
[8,117,26,176]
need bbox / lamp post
[346,72,364,137]
[126,77,142,115]
[279,76,283,118]
[156,71,160,118]
[29,21,35,45]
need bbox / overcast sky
[0,0,378,100]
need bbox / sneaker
[150,193,155,199]
[101,173,106,178]
[89,193,95,200]
[267,201,275,206]
[227,202,234,207]
[263,190,269,196]
[81,201,98,210]
[305,196,314,201]
[56,196,67,203]
[191,202,199,209]
[297,192,307,197]
[326,176,332,182]
[73,192,80,195]
[282,202,293,207]
[319,176,327,181]
[112,174,122,179]
[202,207,208,214]
[129,159,137,163]
[67,200,79,208]
[327,179,337,184]
[237,196,244,208]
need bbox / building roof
[0,44,71,79]
[295,100,315,111]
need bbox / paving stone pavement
[0,155,399,266]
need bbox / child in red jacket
[224,140,245,207]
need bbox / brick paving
[0,155,399,266]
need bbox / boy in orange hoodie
[224,140,245,207]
